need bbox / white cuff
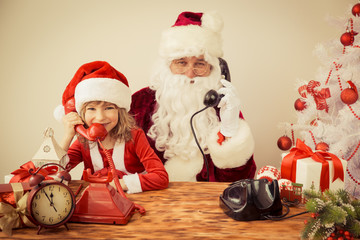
[208,119,255,169]
[220,118,240,137]
[123,173,142,194]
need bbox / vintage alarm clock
[27,163,75,234]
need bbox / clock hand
[49,192,58,212]
[44,190,57,212]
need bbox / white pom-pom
[53,105,65,122]
[201,11,223,33]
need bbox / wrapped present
[0,182,36,236]
[281,139,345,192]
[10,161,57,183]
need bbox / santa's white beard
[148,61,222,165]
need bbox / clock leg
[64,223,70,231]
[37,225,43,235]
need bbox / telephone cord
[190,105,210,182]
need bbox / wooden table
[1,181,310,239]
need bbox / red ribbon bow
[281,139,344,192]
[298,80,331,112]
[9,161,57,183]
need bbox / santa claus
[130,11,256,182]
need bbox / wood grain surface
[1,181,311,239]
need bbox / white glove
[217,79,241,137]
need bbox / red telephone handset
[64,98,107,141]
[75,124,107,142]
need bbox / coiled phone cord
[97,139,146,214]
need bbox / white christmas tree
[278,3,360,199]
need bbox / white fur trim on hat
[74,77,131,113]
[159,12,223,60]
[207,119,255,169]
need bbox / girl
[55,61,169,193]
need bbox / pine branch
[302,189,360,239]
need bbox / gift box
[0,182,35,236]
[281,139,345,192]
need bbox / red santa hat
[54,61,131,121]
[159,11,224,60]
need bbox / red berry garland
[347,167,360,186]
[326,228,354,240]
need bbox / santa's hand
[217,79,241,137]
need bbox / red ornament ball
[352,3,360,16]
[277,136,292,151]
[294,98,307,111]
[341,88,358,104]
[340,32,354,46]
[315,142,329,152]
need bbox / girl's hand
[60,112,83,151]
[110,178,128,192]
[62,112,84,138]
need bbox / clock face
[30,183,75,227]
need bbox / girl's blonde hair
[79,101,137,145]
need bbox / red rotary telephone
[64,98,145,224]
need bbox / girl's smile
[84,101,119,134]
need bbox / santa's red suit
[130,87,256,182]
[66,128,169,193]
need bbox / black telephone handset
[64,97,107,142]
[203,58,230,108]
[203,90,224,107]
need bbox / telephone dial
[63,97,145,224]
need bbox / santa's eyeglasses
[170,59,211,76]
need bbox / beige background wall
[0,0,354,183]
